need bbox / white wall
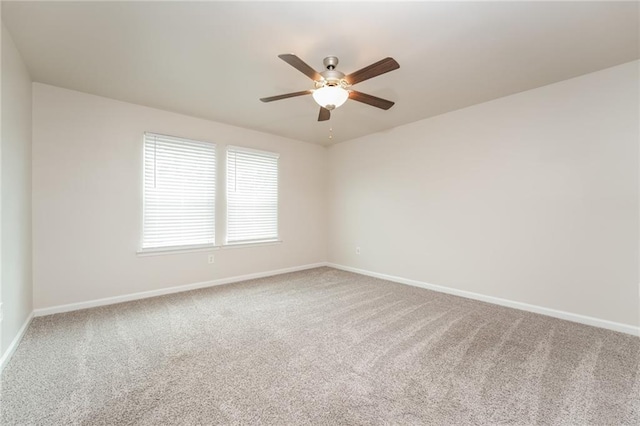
[23,60,640,330]
[1,23,33,354]
[32,83,327,310]
[328,61,639,328]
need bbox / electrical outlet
[355,247,361,255]
[208,254,215,264]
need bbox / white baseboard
[327,263,639,337]
[34,262,327,317]
[0,312,34,373]
[28,261,640,337]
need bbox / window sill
[136,240,282,256]
[222,240,283,250]
[137,245,219,257]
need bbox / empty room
[1,1,639,424]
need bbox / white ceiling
[2,1,638,145]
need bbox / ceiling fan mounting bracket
[323,56,339,70]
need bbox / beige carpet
[1,267,639,425]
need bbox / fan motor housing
[320,69,345,82]
[317,56,348,88]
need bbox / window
[226,146,279,244]
[142,133,216,251]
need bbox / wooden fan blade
[278,54,322,81]
[345,57,400,85]
[318,107,331,121]
[349,91,395,110]
[260,90,312,102]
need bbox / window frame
[225,145,280,246]
[139,132,218,254]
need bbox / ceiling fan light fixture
[312,85,349,110]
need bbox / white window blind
[227,146,279,244]
[142,133,216,250]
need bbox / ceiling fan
[260,54,400,121]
